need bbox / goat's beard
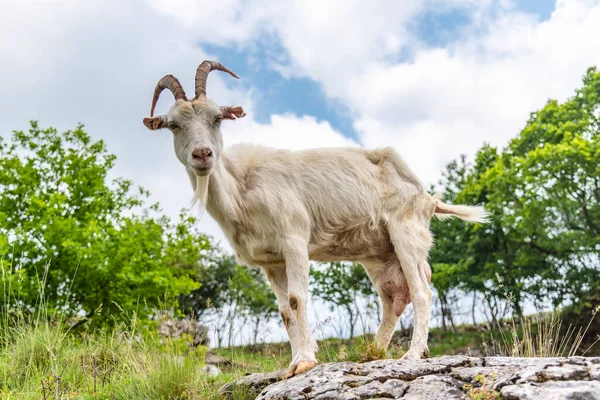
[191,175,210,211]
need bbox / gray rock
[200,364,221,377]
[157,316,209,347]
[501,381,600,400]
[402,375,465,400]
[223,356,600,400]
[204,352,249,370]
[219,369,285,399]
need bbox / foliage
[310,262,376,338]
[463,373,501,400]
[229,266,279,344]
[560,285,600,352]
[180,252,278,346]
[430,67,600,324]
[344,334,387,362]
[484,309,599,358]
[1,313,210,399]
[0,122,205,325]
[179,250,238,318]
[2,308,598,399]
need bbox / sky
[2,0,600,342]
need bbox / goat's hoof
[282,360,318,378]
[401,348,427,361]
[296,360,318,374]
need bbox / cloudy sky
[2,0,600,340]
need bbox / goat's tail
[431,193,488,223]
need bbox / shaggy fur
[144,85,486,378]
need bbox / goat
[142,61,487,377]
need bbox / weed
[463,373,501,400]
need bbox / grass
[1,315,598,399]
[2,265,598,398]
[487,310,600,358]
[0,316,213,399]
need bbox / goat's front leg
[264,266,299,362]
[282,240,318,377]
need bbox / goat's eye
[214,116,223,124]
[168,122,180,130]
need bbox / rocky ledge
[219,355,600,399]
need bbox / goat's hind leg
[388,218,433,360]
[363,258,409,352]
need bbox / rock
[157,316,209,347]
[200,364,221,377]
[205,352,233,368]
[205,351,250,370]
[500,381,600,400]
[221,356,600,399]
[219,370,285,399]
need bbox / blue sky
[1,0,599,342]
[203,42,359,139]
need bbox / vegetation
[310,262,378,339]
[1,308,597,398]
[463,373,500,400]
[430,66,600,326]
[0,122,204,325]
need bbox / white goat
[143,61,487,377]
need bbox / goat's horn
[195,60,239,99]
[149,75,187,117]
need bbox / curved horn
[149,75,187,117]
[194,60,239,99]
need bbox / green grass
[0,318,209,399]
[2,265,597,399]
[1,315,598,399]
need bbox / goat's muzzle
[189,146,214,176]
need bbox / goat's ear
[142,115,168,130]
[220,106,246,120]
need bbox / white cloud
[352,0,600,185]
[227,113,357,149]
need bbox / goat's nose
[192,147,213,160]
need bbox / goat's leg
[282,240,317,377]
[388,218,433,360]
[264,266,300,362]
[362,259,406,351]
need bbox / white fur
[432,193,488,223]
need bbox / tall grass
[483,308,600,358]
[0,261,218,399]
[2,258,598,399]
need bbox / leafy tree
[493,67,600,303]
[229,266,278,344]
[310,262,376,339]
[0,122,203,325]
[181,252,278,346]
[429,156,471,332]
[178,246,237,318]
[431,67,600,321]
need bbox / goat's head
[142,61,245,177]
